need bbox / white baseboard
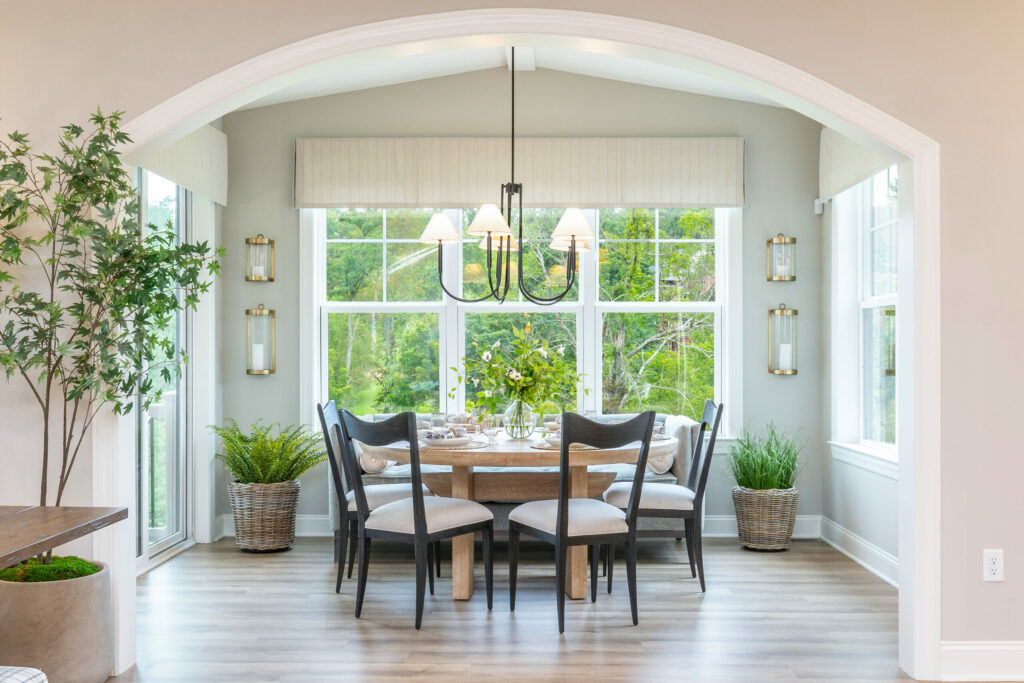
[216,513,333,540]
[703,514,822,539]
[939,641,1024,681]
[820,516,898,587]
[213,513,823,541]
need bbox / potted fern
[211,420,326,551]
[729,423,802,550]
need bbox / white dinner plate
[420,436,475,448]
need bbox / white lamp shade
[418,213,462,244]
[478,235,518,251]
[549,236,592,252]
[466,203,513,237]
[550,208,594,240]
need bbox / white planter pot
[0,560,114,683]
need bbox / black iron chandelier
[418,47,594,305]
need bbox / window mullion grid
[319,206,729,422]
[654,209,660,303]
[381,210,388,302]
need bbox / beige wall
[3,0,1024,642]
[219,66,824,521]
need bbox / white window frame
[858,166,899,453]
[302,206,742,435]
[829,166,899,464]
[135,171,193,573]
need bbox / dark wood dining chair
[508,410,655,633]
[317,401,440,592]
[335,408,494,629]
[602,400,723,592]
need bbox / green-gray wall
[219,67,825,524]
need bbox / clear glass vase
[502,399,537,440]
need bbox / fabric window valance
[293,137,745,209]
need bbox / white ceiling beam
[505,46,536,71]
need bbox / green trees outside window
[320,206,719,421]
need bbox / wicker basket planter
[228,480,301,551]
[732,486,799,550]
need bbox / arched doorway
[122,10,941,678]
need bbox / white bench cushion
[603,482,695,510]
[0,668,48,683]
[365,496,493,534]
[346,483,431,511]
[509,499,627,537]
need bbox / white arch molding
[121,9,941,680]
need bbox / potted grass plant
[729,423,802,550]
[0,111,219,683]
[211,420,326,551]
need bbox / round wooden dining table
[361,435,678,601]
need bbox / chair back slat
[317,401,349,522]
[339,410,427,538]
[685,400,724,510]
[558,411,656,540]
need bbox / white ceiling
[240,46,780,110]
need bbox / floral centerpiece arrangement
[450,327,585,439]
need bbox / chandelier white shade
[465,203,513,237]
[549,208,595,240]
[479,236,519,251]
[549,237,592,252]
[418,212,462,244]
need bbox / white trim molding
[939,641,1024,681]
[703,514,822,540]
[821,517,899,587]
[829,441,899,480]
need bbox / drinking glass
[481,415,501,445]
[430,413,447,429]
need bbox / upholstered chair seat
[509,499,627,537]
[365,496,493,534]
[603,482,695,511]
[347,483,431,511]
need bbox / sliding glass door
[136,170,190,560]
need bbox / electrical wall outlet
[983,549,1004,582]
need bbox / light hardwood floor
[116,537,904,681]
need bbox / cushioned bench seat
[363,462,678,486]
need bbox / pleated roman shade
[819,128,902,201]
[293,137,745,209]
[128,124,229,206]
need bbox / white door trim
[118,9,941,679]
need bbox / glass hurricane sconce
[246,304,276,375]
[884,307,896,377]
[245,234,275,282]
[766,233,796,281]
[768,303,798,375]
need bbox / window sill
[828,441,898,480]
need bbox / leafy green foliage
[0,110,221,513]
[599,209,716,419]
[0,556,99,582]
[452,326,586,415]
[210,420,327,484]
[730,423,802,490]
[319,206,716,421]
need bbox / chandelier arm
[436,243,495,303]
[513,183,577,305]
[484,233,506,301]
[502,239,512,300]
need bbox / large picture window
[316,207,735,423]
